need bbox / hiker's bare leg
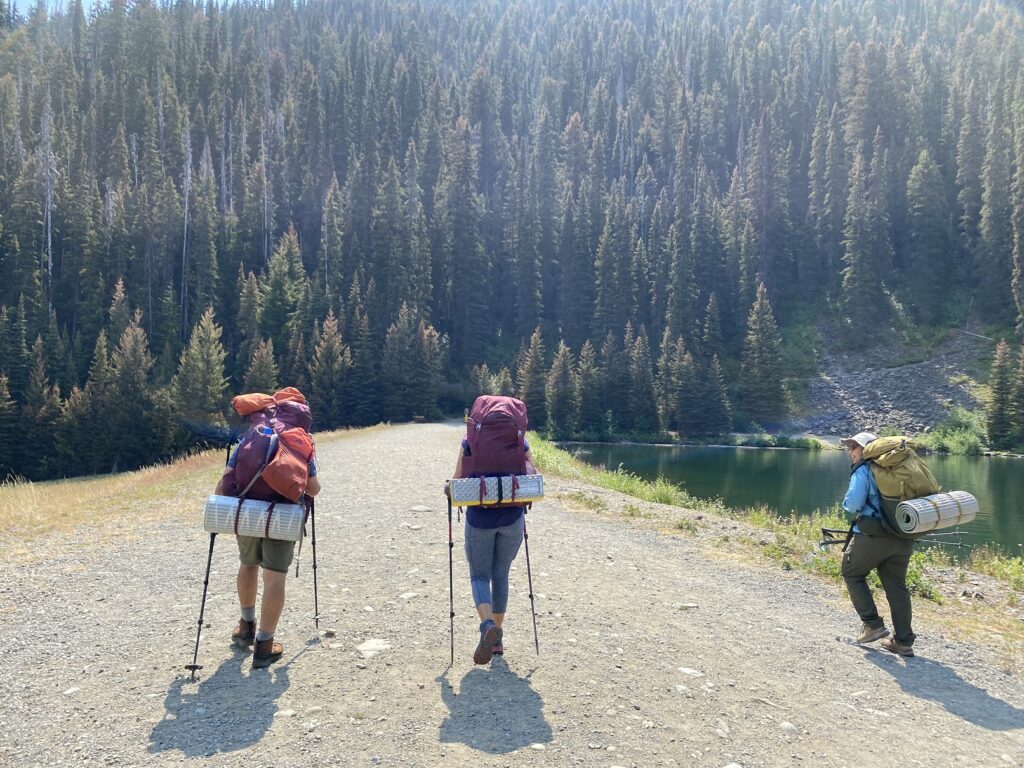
[237,564,259,607]
[259,569,287,635]
[493,612,505,627]
[475,602,494,622]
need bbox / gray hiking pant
[464,517,524,613]
[841,533,916,646]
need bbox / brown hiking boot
[855,623,890,644]
[881,637,915,657]
[253,637,284,668]
[231,618,256,648]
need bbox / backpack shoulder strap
[238,432,277,499]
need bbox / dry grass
[0,451,223,548]
[0,425,383,564]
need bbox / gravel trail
[1,422,1022,767]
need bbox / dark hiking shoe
[491,626,504,657]
[881,637,915,657]
[253,637,284,668]
[856,624,890,644]
[474,621,499,665]
[231,618,256,648]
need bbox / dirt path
[1,423,1022,767]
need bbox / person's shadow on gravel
[148,649,291,756]
[866,651,1024,730]
[438,659,553,753]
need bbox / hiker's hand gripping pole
[522,512,540,655]
[185,532,217,679]
[446,484,455,665]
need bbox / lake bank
[557,438,1024,556]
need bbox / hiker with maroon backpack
[214,387,321,669]
[447,396,536,665]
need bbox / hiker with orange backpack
[214,387,321,669]
[447,396,537,664]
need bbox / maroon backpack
[223,399,314,502]
[460,395,529,488]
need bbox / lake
[562,443,1024,554]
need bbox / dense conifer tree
[309,310,350,430]
[171,307,227,427]
[0,376,17,477]
[1012,114,1024,340]
[906,150,951,322]
[470,363,493,399]
[987,339,1014,449]
[110,317,169,471]
[413,320,443,419]
[741,284,785,422]
[629,328,659,434]
[1011,345,1024,446]
[382,305,420,421]
[575,340,603,437]
[673,344,701,437]
[243,339,279,394]
[346,308,380,426]
[517,327,547,430]
[545,341,577,439]
[655,328,679,431]
[977,103,1015,322]
[491,367,515,397]
[703,355,733,435]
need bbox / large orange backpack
[223,388,315,503]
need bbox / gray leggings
[464,517,525,613]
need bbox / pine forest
[3,0,1024,479]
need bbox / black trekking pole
[185,532,217,680]
[522,512,540,655]
[310,497,322,630]
[446,489,455,665]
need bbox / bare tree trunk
[180,115,193,340]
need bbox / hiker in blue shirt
[839,431,916,657]
[842,442,882,534]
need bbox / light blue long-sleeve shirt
[843,463,881,529]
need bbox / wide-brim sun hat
[840,431,878,449]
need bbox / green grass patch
[673,517,699,534]
[969,546,1024,591]
[729,433,826,449]
[914,406,987,455]
[623,503,651,519]
[531,434,724,513]
[560,490,606,511]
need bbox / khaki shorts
[237,535,296,573]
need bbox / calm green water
[563,443,1024,554]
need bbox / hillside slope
[784,329,990,436]
[1,423,1021,767]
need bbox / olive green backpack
[861,436,941,538]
